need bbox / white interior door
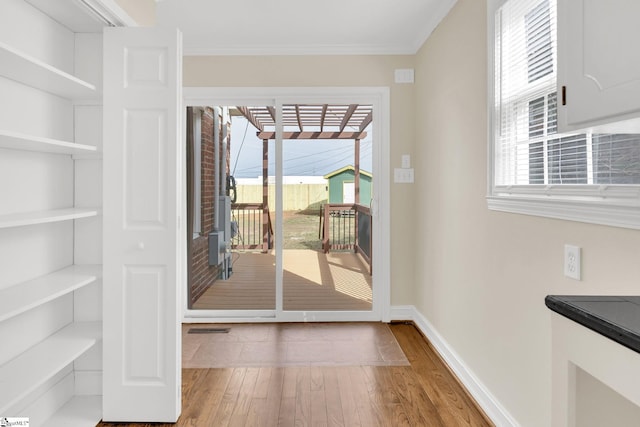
[103,27,183,422]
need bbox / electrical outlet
[564,244,581,280]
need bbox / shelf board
[0,129,97,155]
[46,395,102,427]
[0,265,100,323]
[0,42,97,99]
[0,322,101,415]
[0,208,98,229]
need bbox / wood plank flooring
[96,323,492,427]
[182,322,409,368]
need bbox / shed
[323,165,372,205]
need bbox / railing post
[323,204,330,253]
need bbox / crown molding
[183,43,417,57]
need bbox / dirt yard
[282,210,323,250]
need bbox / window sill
[487,194,640,230]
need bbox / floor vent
[188,327,231,334]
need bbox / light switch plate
[394,69,415,84]
[394,168,414,183]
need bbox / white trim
[487,195,640,230]
[485,0,640,231]
[390,305,520,427]
[182,87,391,323]
[184,44,417,57]
[85,0,138,27]
[275,101,284,314]
[389,305,415,321]
[182,310,382,324]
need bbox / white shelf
[0,208,98,229]
[0,265,100,323]
[0,322,101,415]
[0,41,97,99]
[46,395,102,427]
[0,129,97,155]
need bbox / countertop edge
[545,295,640,355]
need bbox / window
[489,0,640,229]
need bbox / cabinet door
[558,0,640,131]
[103,27,183,422]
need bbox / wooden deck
[192,249,372,311]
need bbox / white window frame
[487,0,640,230]
[193,108,202,238]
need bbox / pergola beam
[267,106,276,122]
[320,104,328,132]
[295,105,303,131]
[256,131,367,140]
[339,104,358,132]
[236,106,264,132]
[359,111,372,132]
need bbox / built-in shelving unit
[0,208,98,229]
[46,396,102,427]
[0,1,115,424]
[0,41,97,99]
[0,321,102,415]
[0,265,100,323]
[0,129,97,155]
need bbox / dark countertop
[545,295,640,354]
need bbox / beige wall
[413,0,640,425]
[183,54,417,305]
[115,0,155,26]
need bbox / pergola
[233,104,372,252]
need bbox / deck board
[192,249,372,311]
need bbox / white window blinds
[494,0,640,188]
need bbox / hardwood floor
[96,323,493,427]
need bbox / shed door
[343,181,355,204]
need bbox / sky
[229,116,373,179]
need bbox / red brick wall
[189,107,228,306]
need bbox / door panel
[103,27,183,422]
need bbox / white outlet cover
[564,244,581,280]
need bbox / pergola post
[262,138,269,253]
[354,138,361,205]
[354,138,360,253]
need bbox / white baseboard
[389,305,415,321]
[390,305,519,427]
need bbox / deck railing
[321,203,372,273]
[231,203,273,251]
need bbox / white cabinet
[557,0,640,131]
[0,0,109,425]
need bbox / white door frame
[182,87,390,323]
